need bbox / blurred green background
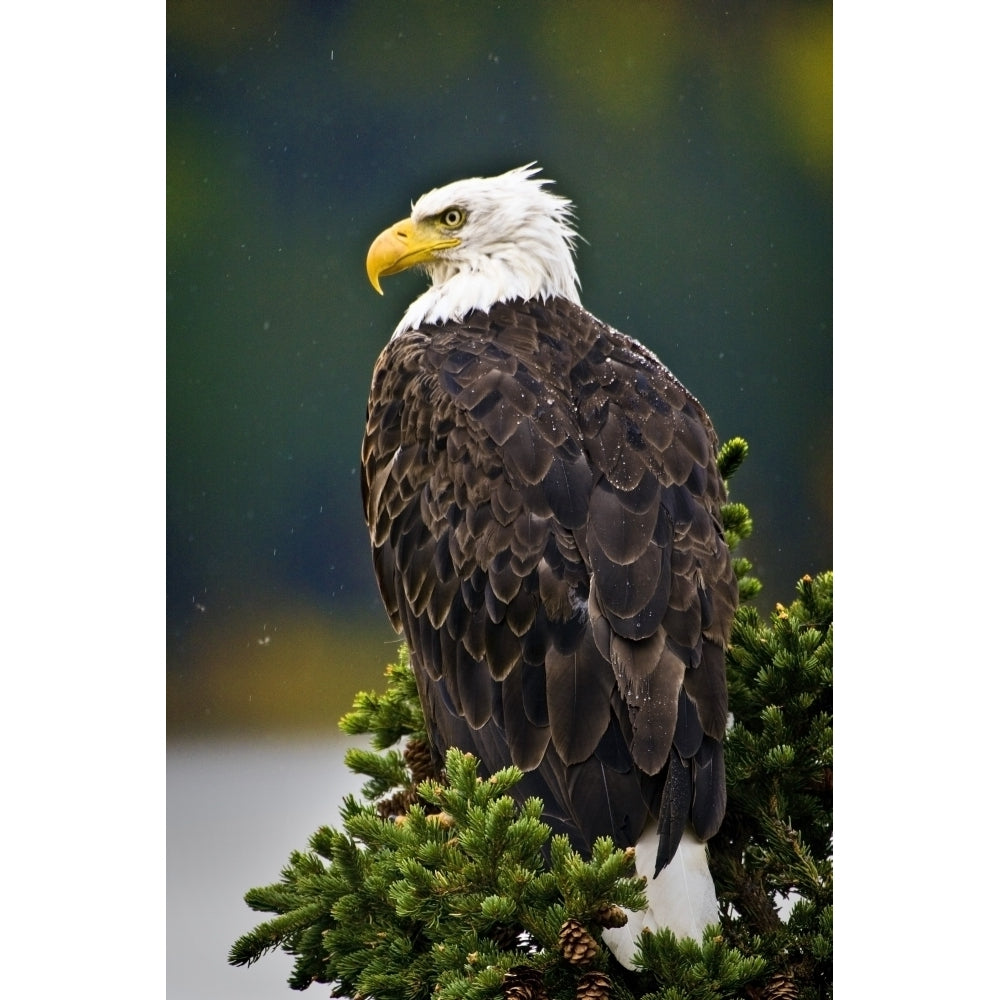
[166,0,831,738]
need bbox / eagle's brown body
[362,294,736,870]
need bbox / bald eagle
[362,165,737,963]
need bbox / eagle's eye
[439,207,466,229]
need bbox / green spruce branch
[229,439,832,1000]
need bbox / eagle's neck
[392,245,581,338]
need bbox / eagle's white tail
[602,825,718,969]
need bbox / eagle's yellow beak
[366,218,461,294]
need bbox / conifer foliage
[710,572,834,999]
[228,440,833,998]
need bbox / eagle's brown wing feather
[361,296,736,863]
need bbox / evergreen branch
[636,925,768,1000]
[717,437,761,602]
[339,644,427,748]
[710,571,833,999]
[717,436,749,481]
[229,901,329,966]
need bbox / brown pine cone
[576,969,613,1000]
[593,904,628,929]
[502,965,547,1000]
[757,973,797,1000]
[376,787,419,820]
[559,919,600,966]
[404,737,437,783]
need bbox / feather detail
[602,823,719,969]
[391,166,581,336]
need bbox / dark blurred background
[167,0,831,738]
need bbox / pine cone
[593,904,628,929]
[576,970,613,1000]
[558,919,600,966]
[404,737,437,783]
[759,973,798,1000]
[376,787,419,820]
[502,965,547,1000]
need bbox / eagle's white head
[366,164,582,337]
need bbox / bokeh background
[166,1,830,995]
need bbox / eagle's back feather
[361,296,736,863]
